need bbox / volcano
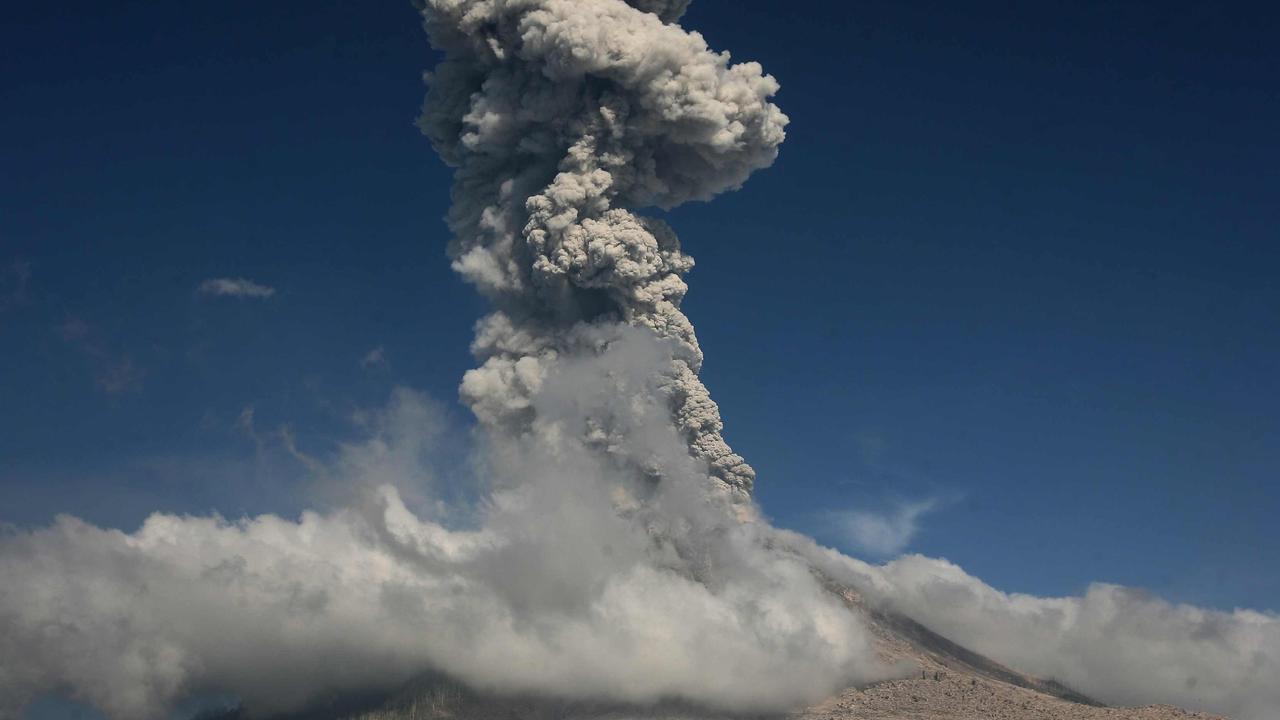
[206,579,1225,720]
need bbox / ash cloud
[419,0,788,500]
[1,2,1277,720]
[0,339,883,719]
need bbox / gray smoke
[0,4,854,717]
[0,346,885,719]
[2,3,1278,720]
[420,0,788,501]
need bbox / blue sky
[3,0,1278,619]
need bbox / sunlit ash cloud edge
[2,1,1277,719]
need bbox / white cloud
[0,259,31,311]
[830,499,938,557]
[4,352,1279,720]
[55,317,145,396]
[0,364,889,720]
[197,277,276,299]
[359,346,387,370]
[793,541,1280,720]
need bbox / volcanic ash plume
[0,7,883,714]
[419,0,788,501]
[4,3,1279,720]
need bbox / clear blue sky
[3,0,1277,616]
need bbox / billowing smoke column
[419,0,788,501]
[2,4,1279,720]
[0,4,883,718]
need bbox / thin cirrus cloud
[55,318,145,396]
[1,259,31,311]
[359,346,388,370]
[830,498,940,558]
[197,277,276,299]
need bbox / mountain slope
[201,581,1226,720]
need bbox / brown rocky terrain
[801,675,1223,720]
[339,673,1224,720]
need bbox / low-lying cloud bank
[0,336,887,719]
[2,362,1277,720]
[793,536,1280,720]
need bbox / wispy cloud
[55,318,145,396]
[830,498,939,558]
[0,259,31,312]
[198,277,276,299]
[359,346,387,370]
[54,317,89,343]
